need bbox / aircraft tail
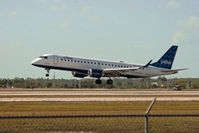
[150,45,178,69]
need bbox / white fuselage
[31,54,176,78]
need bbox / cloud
[34,0,49,4]
[92,16,101,22]
[34,0,62,4]
[82,8,90,13]
[47,23,53,29]
[50,5,66,12]
[8,11,17,16]
[172,32,187,44]
[178,16,199,31]
[10,41,23,47]
[163,1,181,8]
[53,0,62,3]
[0,11,18,17]
[0,12,4,16]
[59,22,68,30]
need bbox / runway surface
[1,97,199,102]
[1,90,199,95]
[1,89,199,101]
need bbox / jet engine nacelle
[72,71,87,78]
[88,69,102,78]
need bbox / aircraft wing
[103,67,140,76]
[102,60,153,77]
[161,68,188,73]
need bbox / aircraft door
[53,55,58,64]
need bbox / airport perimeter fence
[0,99,199,133]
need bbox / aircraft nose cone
[31,59,38,66]
[31,60,36,66]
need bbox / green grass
[0,101,199,133]
[0,101,149,116]
[151,101,199,114]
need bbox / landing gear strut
[107,79,113,85]
[45,68,50,77]
[95,79,102,84]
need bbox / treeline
[0,77,199,89]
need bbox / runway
[1,89,199,101]
[1,89,199,96]
[1,97,199,102]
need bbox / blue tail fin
[150,45,178,69]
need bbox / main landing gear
[95,78,113,85]
[95,79,102,84]
[107,79,113,85]
[45,68,50,77]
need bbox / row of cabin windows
[60,58,132,68]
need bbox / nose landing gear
[45,68,50,77]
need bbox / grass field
[0,101,199,132]
[0,101,199,116]
[0,89,199,133]
[0,101,150,116]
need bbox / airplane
[31,45,186,85]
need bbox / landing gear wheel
[107,79,113,85]
[45,68,50,77]
[96,79,102,84]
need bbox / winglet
[144,60,153,67]
[140,60,152,69]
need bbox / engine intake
[72,71,87,78]
[88,69,102,78]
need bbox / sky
[0,0,199,79]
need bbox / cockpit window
[39,56,48,59]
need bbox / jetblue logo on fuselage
[161,60,172,65]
